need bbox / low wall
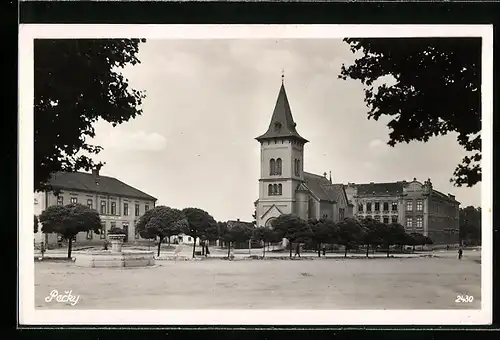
[74,250,155,268]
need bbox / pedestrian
[458,248,463,260]
[294,243,301,258]
[322,246,326,256]
[103,239,109,251]
[57,235,63,249]
[229,249,235,261]
[446,245,450,251]
[205,243,210,256]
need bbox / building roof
[255,83,308,143]
[47,171,157,201]
[355,182,404,196]
[323,183,351,206]
[303,172,335,202]
[227,220,254,228]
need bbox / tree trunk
[201,241,205,256]
[413,244,415,252]
[263,241,266,258]
[366,244,369,258]
[344,244,348,258]
[387,244,390,258]
[318,242,321,257]
[289,242,293,258]
[192,237,197,258]
[227,242,231,258]
[67,238,73,259]
[157,237,163,257]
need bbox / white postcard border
[18,24,493,326]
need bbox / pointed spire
[255,77,308,144]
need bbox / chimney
[237,218,240,222]
[92,167,100,185]
[448,194,455,200]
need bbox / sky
[89,39,481,222]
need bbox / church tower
[254,77,309,228]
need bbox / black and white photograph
[19,25,492,325]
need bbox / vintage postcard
[19,24,492,325]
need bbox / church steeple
[255,81,308,144]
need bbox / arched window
[273,184,278,195]
[278,184,282,195]
[276,158,282,175]
[269,158,275,175]
[268,184,273,195]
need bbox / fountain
[74,230,155,268]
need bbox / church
[254,79,353,230]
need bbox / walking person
[57,235,63,249]
[458,248,463,260]
[294,243,301,258]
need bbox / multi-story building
[34,169,157,245]
[344,178,460,245]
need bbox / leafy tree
[221,221,253,258]
[459,206,481,245]
[34,214,39,234]
[254,226,283,258]
[380,223,407,257]
[135,206,185,257]
[337,217,365,258]
[39,203,102,258]
[34,39,147,192]
[360,217,385,257]
[307,219,338,257]
[272,214,309,258]
[181,208,218,258]
[340,38,481,187]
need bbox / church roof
[323,183,350,206]
[255,83,308,143]
[303,172,335,202]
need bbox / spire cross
[281,69,285,84]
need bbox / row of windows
[406,200,424,212]
[359,202,398,212]
[269,158,282,176]
[264,139,303,146]
[57,196,149,216]
[358,200,424,212]
[268,184,282,196]
[406,217,424,228]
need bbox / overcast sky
[89,39,481,222]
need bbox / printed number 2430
[455,295,474,303]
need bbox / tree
[340,38,481,187]
[307,219,338,257]
[459,206,481,245]
[38,203,102,258]
[254,226,283,258]
[34,214,39,234]
[221,221,253,259]
[380,223,407,258]
[181,208,218,258]
[135,206,185,257]
[360,217,385,257]
[337,217,365,258]
[272,214,309,258]
[34,39,147,192]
